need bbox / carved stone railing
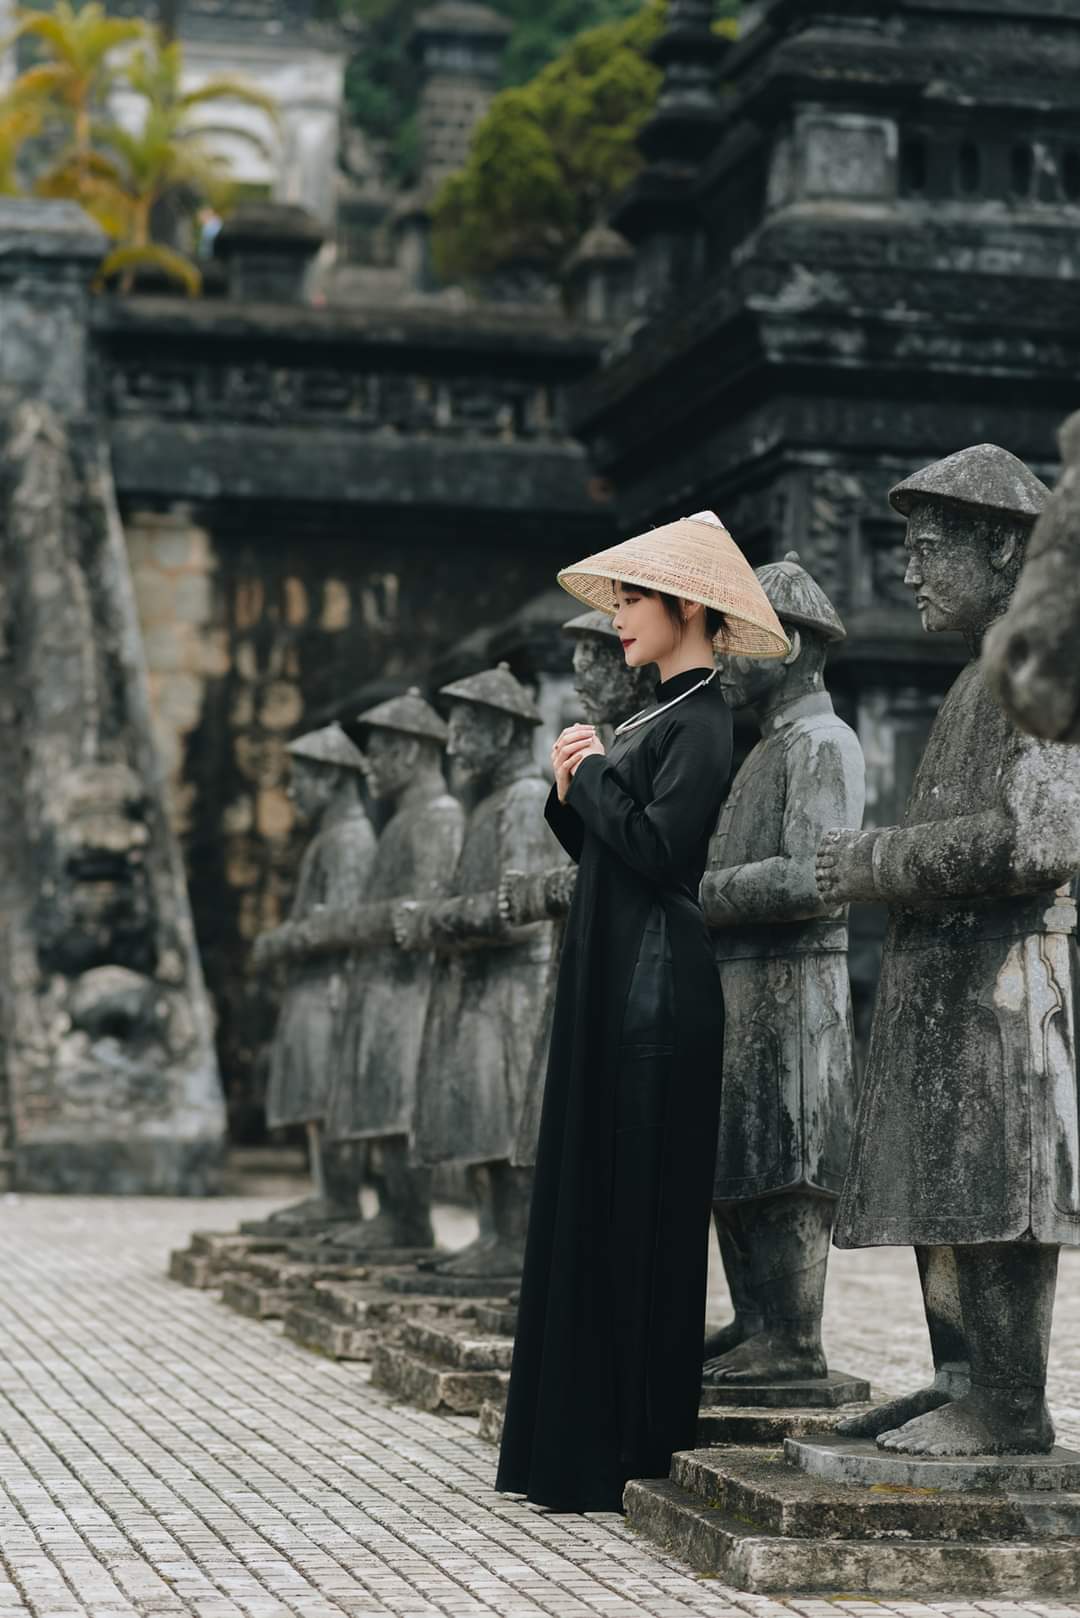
[94,298,607,515]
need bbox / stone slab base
[382,1271,519,1299]
[787,1434,1080,1493]
[696,1404,877,1446]
[700,1371,870,1410]
[472,1302,518,1336]
[478,1399,506,1446]
[238,1216,351,1239]
[371,1340,509,1415]
[403,1315,513,1373]
[221,1277,293,1320]
[287,1241,435,1269]
[168,1231,280,1289]
[624,1446,1080,1596]
[283,1301,381,1361]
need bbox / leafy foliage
[430,2,667,280]
[337,0,651,184]
[0,7,278,293]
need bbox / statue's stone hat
[287,722,367,771]
[563,609,619,642]
[889,445,1051,525]
[439,662,542,725]
[755,552,846,644]
[356,687,448,743]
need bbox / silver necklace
[614,669,718,737]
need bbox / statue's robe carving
[710,692,865,1201]
[264,800,375,1131]
[326,784,465,1141]
[411,765,560,1166]
[836,663,1080,1249]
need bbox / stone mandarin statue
[983,410,1080,744]
[395,664,563,1279]
[501,609,656,1167]
[253,724,376,1224]
[816,445,1080,1457]
[702,554,866,1386]
[313,691,465,1253]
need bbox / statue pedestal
[382,1269,520,1299]
[371,1302,516,1417]
[625,1438,1080,1595]
[220,1251,369,1321]
[697,1371,873,1445]
[168,1230,287,1290]
[286,1238,436,1268]
[283,1277,464,1362]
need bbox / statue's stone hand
[252,926,290,969]
[498,869,545,929]
[392,900,427,952]
[815,827,878,906]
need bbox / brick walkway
[1,1196,1080,1617]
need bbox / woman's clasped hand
[551,724,606,803]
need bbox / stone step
[220,1276,293,1320]
[371,1341,509,1416]
[382,1270,519,1299]
[670,1447,1051,1542]
[478,1398,506,1446]
[471,1302,517,1336]
[699,1369,870,1410]
[190,1230,285,1260]
[624,1474,1080,1597]
[283,1300,383,1361]
[401,1316,514,1372]
[695,1404,875,1446]
[307,1278,400,1327]
[286,1239,436,1268]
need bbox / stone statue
[702,554,866,1386]
[984,411,1080,743]
[816,445,1080,1457]
[395,664,561,1279]
[253,723,376,1224]
[315,691,465,1251]
[0,400,224,1194]
[502,609,655,1167]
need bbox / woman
[496,512,789,1514]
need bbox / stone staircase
[372,1299,517,1416]
[284,1275,464,1361]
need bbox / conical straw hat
[557,512,790,658]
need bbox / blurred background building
[2,0,1078,1157]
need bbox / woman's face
[611,583,682,669]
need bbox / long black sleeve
[544,784,585,864]
[567,709,730,886]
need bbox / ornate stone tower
[572,0,1080,1027]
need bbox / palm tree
[0,95,42,194]
[88,38,280,294]
[3,3,148,174]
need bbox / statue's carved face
[572,636,652,725]
[445,701,514,783]
[716,650,789,713]
[363,728,422,801]
[903,499,1022,637]
[287,757,340,823]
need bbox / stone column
[0,200,227,1193]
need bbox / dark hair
[618,582,725,642]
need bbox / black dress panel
[496,668,732,1512]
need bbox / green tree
[337,0,653,184]
[430,1,666,280]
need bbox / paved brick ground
[1,1194,1080,1618]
